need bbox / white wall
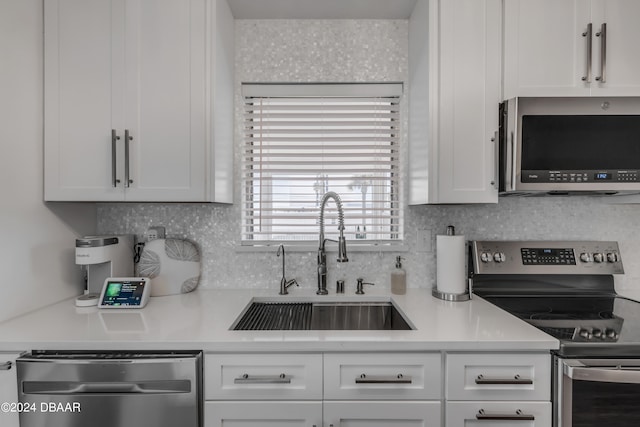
[0,0,96,323]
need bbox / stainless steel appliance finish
[557,358,640,427]
[499,97,640,195]
[17,351,202,427]
[232,300,413,331]
[471,240,640,427]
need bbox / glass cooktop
[480,294,640,357]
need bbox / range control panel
[472,241,624,275]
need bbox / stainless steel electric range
[470,240,640,427]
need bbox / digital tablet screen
[100,279,147,307]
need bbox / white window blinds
[241,83,403,246]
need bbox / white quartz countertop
[0,288,558,353]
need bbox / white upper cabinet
[44,0,234,202]
[504,0,640,98]
[409,0,501,204]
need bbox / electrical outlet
[146,226,166,241]
[417,229,432,253]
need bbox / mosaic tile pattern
[97,20,640,293]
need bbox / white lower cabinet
[0,353,20,427]
[204,352,442,427]
[444,353,551,427]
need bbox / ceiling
[226,0,419,19]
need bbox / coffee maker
[75,235,134,306]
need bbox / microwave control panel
[521,170,639,183]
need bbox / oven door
[557,358,640,427]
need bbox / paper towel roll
[436,234,466,295]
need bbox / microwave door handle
[566,365,640,384]
[582,23,593,83]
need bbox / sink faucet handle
[355,278,375,295]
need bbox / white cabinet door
[324,401,441,427]
[590,0,640,95]
[0,354,20,427]
[434,0,501,203]
[122,0,207,201]
[44,0,234,202]
[44,0,125,201]
[504,0,640,98]
[409,0,500,205]
[205,401,322,427]
[503,0,591,98]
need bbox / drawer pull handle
[355,373,412,384]
[475,374,533,385]
[234,373,291,384]
[476,409,535,421]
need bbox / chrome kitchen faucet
[277,244,298,295]
[317,192,348,295]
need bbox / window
[241,83,403,247]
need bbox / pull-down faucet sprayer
[317,191,348,295]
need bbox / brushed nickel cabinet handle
[111,129,121,187]
[581,23,593,82]
[233,373,292,384]
[476,409,534,421]
[0,361,12,370]
[491,130,498,188]
[355,373,412,384]
[124,129,133,187]
[595,23,607,83]
[475,374,533,385]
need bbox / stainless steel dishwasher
[16,350,202,427]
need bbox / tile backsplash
[97,20,640,293]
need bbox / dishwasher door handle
[22,380,192,395]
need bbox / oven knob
[593,253,604,263]
[606,252,619,263]
[592,328,603,339]
[493,252,506,263]
[605,329,618,339]
[578,328,592,340]
[480,252,492,263]
[579,252,592,263]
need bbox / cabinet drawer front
[205,353,322,400]
[325,401,441,427]
[324,352,441,400]
[446,353,550,401]
[204,401,322,427]
[446,401,551,427]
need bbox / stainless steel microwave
[499,97,640,195]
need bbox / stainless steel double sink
[232,299,413,331]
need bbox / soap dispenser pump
[391,256,406,295]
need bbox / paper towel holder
[432,225,471,302]
[432,280,472,301]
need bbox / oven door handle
[565,362,640,384]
